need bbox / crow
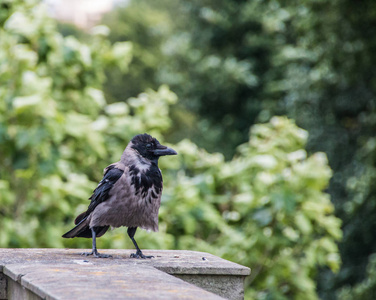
[62,133,177,258]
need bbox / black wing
[88,165,124,213]
[75,165,124,224]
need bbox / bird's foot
[130,250,154,259]
[81,250,112,258]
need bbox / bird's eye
[146,143,152,150]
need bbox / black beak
[152,145,177,156]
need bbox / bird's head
[130,133,177,163]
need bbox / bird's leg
[81,227,112,258]
[127,227,154,259]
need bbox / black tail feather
[74,211,87,225]
[73,225,109,238]
[72,225,109,238]
[62,216,109,239]
[94,226,110,238]
[62,217,89,238]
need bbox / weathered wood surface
[0,249,250,300]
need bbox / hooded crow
[62,133,177,258]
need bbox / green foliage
[258,1,376,298]
[102,0,274,157]
[101,0,176,103]
[339,254,376,300]
[0,0,174,248]
[161,117,341,299]
[101,0,376,298]
[0,1,344,300]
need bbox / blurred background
[1,0,375,299]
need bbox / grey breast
[89,163,162,232]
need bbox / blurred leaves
[0,0,174,249]
[159,117,341,300]
[0,1,346,300]
[101,0,376,298]
[339,254,376,300]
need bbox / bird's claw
[81,251,112,258]
[130,250,154,259]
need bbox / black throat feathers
[129,163,163,201]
